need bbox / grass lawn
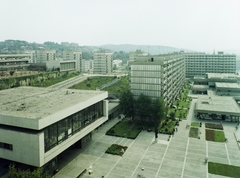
[106,119,142,139]
[208,162,240,177]
[70,76,115,90]
[159,120,177,133]
[105,144,128,156]
[103,76,129,95]
[191,122,199,127]
[169,108,188,119]
[206,129,225,142]
[173,100,190,108]
[189,127,199,138]
[214,130,226,142]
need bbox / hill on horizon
[99,44,194,55]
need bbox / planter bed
[105,144,128,156]
[205,123,223,130]
[189,127,199,139]
[206,129,225,142]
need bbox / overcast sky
[1,0,240,51]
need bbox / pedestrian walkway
[55,102,240,178]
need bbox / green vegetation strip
[106,119,142,139]
[159,120,177,133]
[191,122,199,127]
[169,108,188,119]
[205,123,223,130]
[206,129,225,142]
[70,76,115,90]
[103,76,129,95]
[105,144,128,156]
[208,162,240,177]
[189,127,199,138]
[34,72,80,87]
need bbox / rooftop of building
[207,73,240,79]
[216,82,240,89]
[185,51,236,56]
[196,95,240,114]
[192,85,209,90]
[0,86,107,120]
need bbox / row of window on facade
[44,101,103,152]
[0,142,13,151]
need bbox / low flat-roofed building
[0,86,108,173]
[193,73,240,86]
[195,95,240,122]
[192,85,209,94]
[0,54,32,71]
[215,82,240,100]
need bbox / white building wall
[62,51,82,72]
[185,52,236,78]
[0,129,42,167]
[36,50,56,63]
[93,52,113,74]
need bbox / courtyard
[55,99,240,178]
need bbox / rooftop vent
[21,103,26,108]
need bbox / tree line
[119,90,168,128]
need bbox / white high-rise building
[185,52,236,78]
[129,52,185,106]
[62,51,82,72]
[82,59,93,73]
[93,51,113,74]
[35,50,56,63]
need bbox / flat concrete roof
[215,82,240,89]
[192,85,209,90]
[196,95,240,115]
[0,86,107,120]
[207,73,240,79]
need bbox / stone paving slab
[55,106,240,178]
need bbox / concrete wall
[0,129,42,167]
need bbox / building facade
[128,53,185,106]
[35,50,56,63]
[0,87,108,174]
[0,54,32,71]
[93,51,113,74]
[185,52,236,78]
[81,59,93,73]
[62,51,82,72]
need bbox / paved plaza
[55,99,240,178]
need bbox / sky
[1,0,240,51]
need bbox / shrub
[189,127,199,138]
[105,144,128,156]
[205,123,223,130]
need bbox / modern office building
[128,52,185,106]
[193,73,240,86]
[93,51,113,74]
[0,86,108,174]
[35,50,56,63]
[62,51,82,72]
[0,54,32,71]
[185,52,236,78]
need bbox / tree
[169,111,175,120]
[151,98,167,128]
[119,90,135,120]
[9,70,15,77]
[8,164,51,178]
[135,93,152,122]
